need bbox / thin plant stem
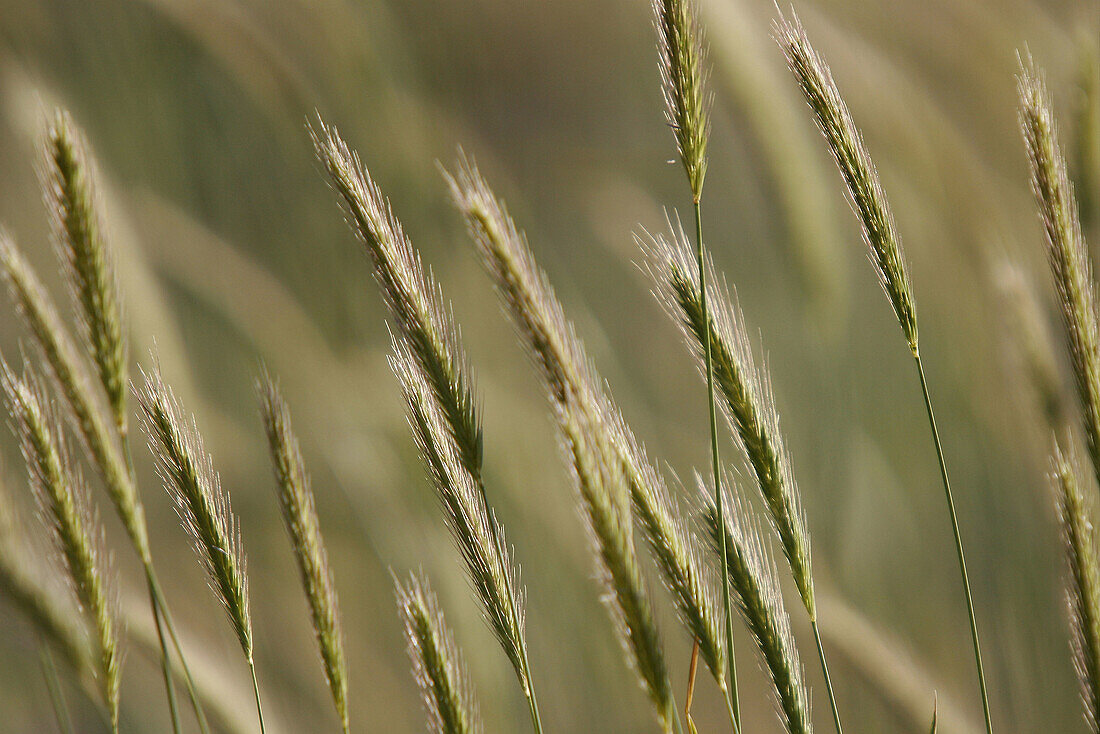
[520,651,543,734]
[148,575,182,734]
[693,200,740,734]
[38,638,73,734]
[914,354,992,734]
[249,659,267,734]
[685,640,699,734]
[147,567,212,734]
[812,618,843,734]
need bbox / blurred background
[0,0,1097,731]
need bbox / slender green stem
[147,567,211,734]
[249,657,267,734]
[38,638,73,734]
[520,651,544,734]
[811,618,843,734]
[721,681,738,732]
[913,353,992,734]
[693,200,740,734]
[148,574,182,734]
[669,696,685,734]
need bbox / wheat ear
[701,474,812,734]
[3,365,120,730]
[391,342,544,729]
[653,0,710,203]
[652,0,748,723]
[775,10,916,352]
[777,11,990,731]
[396,571,483,734]
[646,225,813,614]
[137,362,265,733]
[645,222,840,730]
[559,400,680,734]
[1052,444,1100,730]
[0,480,91,678]
[312,124,544,729]
[1019,59,1100,487]
[311,120,482,476]
[0,232,146,558]
[41,111,128,440]
[258,374,348,733]
[0,226,207,734]
[447,159,729,714]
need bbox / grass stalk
[146,566,212,734]
[250,657,267,734]
[914,355,992,733]
[651,0,739,722]
[149,577,182,734]
[692,201,739,734]
[777,11,985,731]
[812,619,843,734]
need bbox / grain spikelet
[396,571,482,734]
[41,111,127,437]
[259,375,348,733]
[1020,60,1100,486]
[701,474,812,734]
[1052,444,1100,730]
[645,223,813,616]
[776,10,917,353]
[3,365,120,728]
[137,363,252,660]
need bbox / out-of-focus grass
[0,0,1096,731]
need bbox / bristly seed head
[654,0,711,201]
[396,571,483,734]
[1019,58,1100,487]
[311,119,483,476]
[776,9,917,353]
[644,222,815,617]
[138,361,253,660]
[2,363,121,728]
[259,374,348,733]
[1052,443,1100,729]
[701,474,812,734]
[42,110,128,437]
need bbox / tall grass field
[0,0,1097,731]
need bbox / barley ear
[0,482,92,679]
[1052,443,1100,730]
[0,232,146,559]
[645,225,814,617]
[395,571,483,734]
[258,374,348,733]
[311,120,482,475]
[137,362,252,659]
[42,111,127,438]
[701,475,812,734]
[1020,59,1100,487]
[776,10,917,353]
[3,364,120,729]
[559,401,678,734]
[653,0,711,201]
